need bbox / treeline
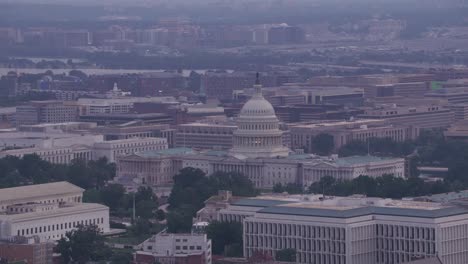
[308,175,449,199]
[0,154,115,190]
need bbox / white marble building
[0,182,110,242]
[93,137,168,162]
[217,194,468,264]
[116,78,405,190]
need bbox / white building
[217,194,468,264]
[138,231,212,264]
[0,182,110,242]
[116,77,405,190]
[93,137,168,162]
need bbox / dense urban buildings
[116,81,405,191]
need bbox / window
[182,246,188,250]
[189,246,194,250]
[196,246,202,250]
[176,246,180,250]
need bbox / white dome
[230,82,289,159]
[239,95,276,118]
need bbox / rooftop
[135,147,194,158]
[334,155,401,166]
[232,195,468,219]
[0,182,84,203]
[0,203,107,221]
[291,119,383,129]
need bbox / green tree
[156,209,166,221]
[100,184,126,211]
[209,171,258,197]
[167,207,194,233]
[206,221,243,257]
[312,133,335,155]
[128,218,152,237]
[275,248,297,262]
[109,250,133,264]
[55,225,111,264]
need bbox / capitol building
[116,78,405,191]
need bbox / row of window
[16,217,104,236]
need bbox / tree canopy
[0,154,115,190]
[206,221,243,257]
[167,168,258,233]
[311,133,334,155]
[55,225,111,264]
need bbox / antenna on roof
[255,72,260,85]
[254,72,262,95]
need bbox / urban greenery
[206,221,243,257]
[55,225,112,264]
[167,168,258,233]
[0,154,115,189]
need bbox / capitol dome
[230,74,289,159]
[239,94,276,118]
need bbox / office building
[290,119,418,152]
[0,182,110,242]
[15,101,78,127]
[359,104,454,130]
[425,88,468,105]
[216,194,468,264]
[93,123,176,146]
[450,103,468,121]
[365,82,429,98]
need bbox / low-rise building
[0,237,54,264]
[136,231,212,264]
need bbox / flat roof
[334,155,401,166]
[234,195,468,219]
[0,203,107,221]
[291,119,383,129]
[0,182,84,202]
[135,147,194,158]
